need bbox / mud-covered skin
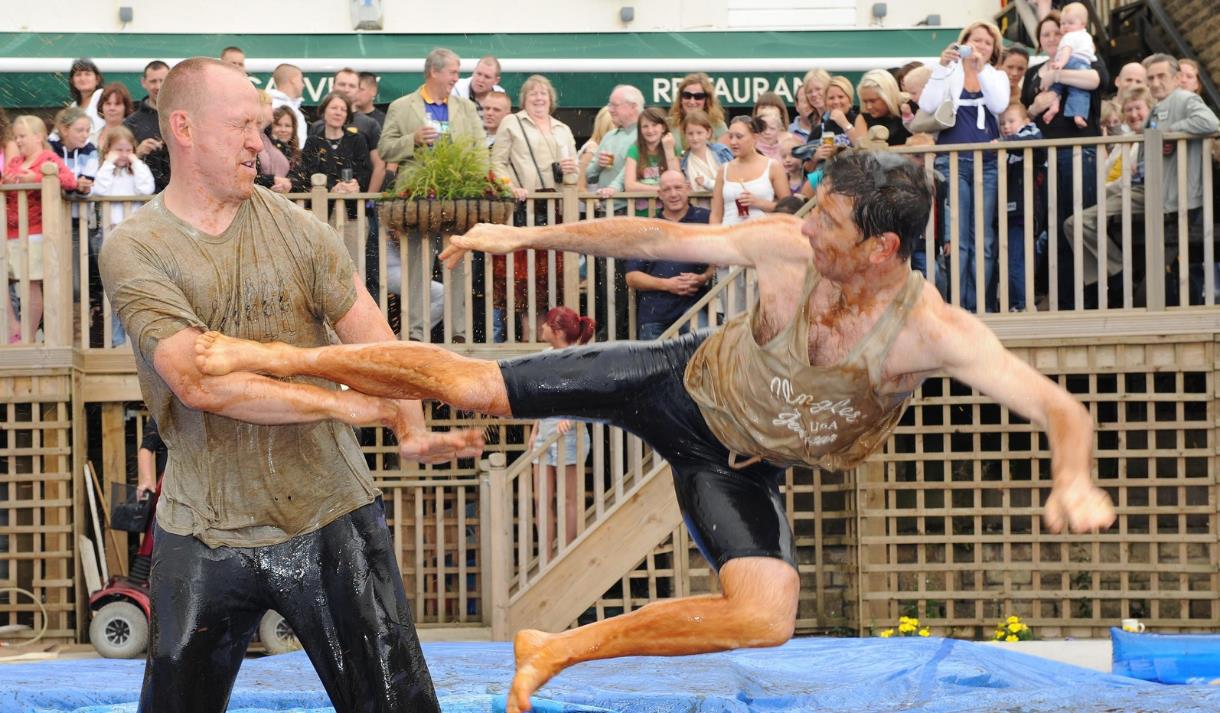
[138,500,439,713]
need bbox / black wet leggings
[499,330,795,570]
[138,499,439,713]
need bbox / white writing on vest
[769,377,862,423]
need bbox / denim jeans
[1053,147,1097,308]
[1051,56,1093,120]
[989,223,1029,311]
[935,153,998,313]
[910,249,949,301]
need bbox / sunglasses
[680,91,708,101]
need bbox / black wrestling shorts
[500,330,795,570]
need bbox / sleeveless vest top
[684,264,925,470]
[719,159,775,226]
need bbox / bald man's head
[158,57,255,150]
[272,63,304,99]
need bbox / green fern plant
[389,136,512,200]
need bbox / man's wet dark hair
[822,151,932,260]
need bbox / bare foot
[507,629,565,713]
[194,331,295,377]
[1073,115,1088,129]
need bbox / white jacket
[918,61,1010,133]
[93,158,155,228]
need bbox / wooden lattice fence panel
[0,373,74,643]
[578,466,859,634]
[860,337,1219,639]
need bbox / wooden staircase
[506,460,681,634]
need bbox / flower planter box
[380,197,514,235]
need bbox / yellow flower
[995,630,1005,640]
[1006,635,1019,643]
[880,629,894,638]
[919,628,930,637]
[1008,622,1023,633]
[1007,616,1020,624]
[899,624,915,633]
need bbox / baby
[1043,2,1095,128]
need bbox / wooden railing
[3,129,1218,353]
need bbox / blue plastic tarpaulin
[4,637,1220,713]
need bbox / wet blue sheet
[4,637,1220,713]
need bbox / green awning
[0,29,959,108]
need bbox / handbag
[908,95,957,134]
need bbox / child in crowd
[998,102,1045,312]
[680,109,732,193]
[1042,2,1096,128]
[753,105,786,161]
[528,306,595,557]
[779,134,807,195]
[92,126,154,345]
[49,107,98,198]
[1105,87,1153,185]
[623,107,679,215]
[3,116,77,343]
[1100,99,1123,136]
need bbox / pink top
[4,150,78,238]
[258,134,291,178]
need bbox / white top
[1059,30,1097,63]
[452,76,506,101]
[93,158,155,228]
[77,88,105,144]
[719,159,775,226]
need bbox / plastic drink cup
[735,197,750,218]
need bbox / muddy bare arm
[923,302,1115,533]
[158,326,395,427]
[442,214,812,270]
[332,274,485,463]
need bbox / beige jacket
[491,111,578,191]
[378,88,486,164]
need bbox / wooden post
[561,182,580,309]
[483,452,512,640]
[310,173,329,224]
[856,460,888,635]
[40,163,71,347]
[1143,129,1165,310]
[100,404,128,576]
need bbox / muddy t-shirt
[99,187,376,548]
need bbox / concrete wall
[2,0,997,34]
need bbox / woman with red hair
[528,307,595,556]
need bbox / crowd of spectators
[4,4,1220,344]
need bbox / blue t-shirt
[937,89,998,147]
[623,206,711,326]
[424,99,450,131]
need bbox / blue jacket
[49,138,99,189]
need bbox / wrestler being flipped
[195,151,1117,713]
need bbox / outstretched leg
[506,557,798,713]
[195,332,511,416]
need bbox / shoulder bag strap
[516,115,549,188]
